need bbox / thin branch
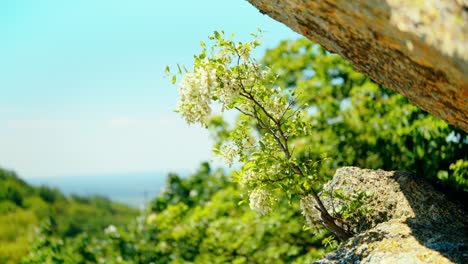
[252,107,290,157]
[234,106,255,119]
[241,87,281,127]
[239,83,294,160]
[279,100,294,122]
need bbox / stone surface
[309,167,468,264]
[314,220,467,264]
[246,0,468,131]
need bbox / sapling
[167,30,353,241]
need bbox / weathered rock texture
[309,167,467,264]
[247,0,468,131]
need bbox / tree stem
[236,72,353,241]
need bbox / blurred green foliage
[0,167,138,264]
[24,163,331,264]
[259,38,467,192]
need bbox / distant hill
[25,172,172,208]
[0,167,139,264]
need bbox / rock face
[309,167,467,264]
[246,0,468,132]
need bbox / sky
[0,0,300,178]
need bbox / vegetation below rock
[0,168,138,263]
[23,163,332,263]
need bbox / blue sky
[0,0,300,178]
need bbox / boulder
[306,167,467,263]
[246,0,468,131]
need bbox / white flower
[266,164,282,179]
[240,169,257,187]
[146,213,157,224]
[177,64,217,125]
[189,189,198,197]
[214,74,241,110]
[300,195,321,230]
[104,225,119,237]
[220,144,237,167]
[249,189,271,215]
[265,95,288,120]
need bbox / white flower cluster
[220,144,237,167]
[213,74,241,111]
[266,96,288,120]
[146,213,157,225]
[177,62,262,125]
[177,64,217,125]
[176,34,271,127]
[240,169,257,188]
[300,195,321,231]
[266,163,282,179]
[240,163,283,188]
[249,188,271,215]
[104,224,120,238]
[214,67,265,111]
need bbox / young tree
[167,31,353,240]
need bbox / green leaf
[214,31,221,40]
[259,141,266,150]
[172,75,176,84]
[237,200,246,206]
[177,64,182,74]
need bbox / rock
[246,0,468,132]
[314,220,467,264]
[307,167,468,264]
